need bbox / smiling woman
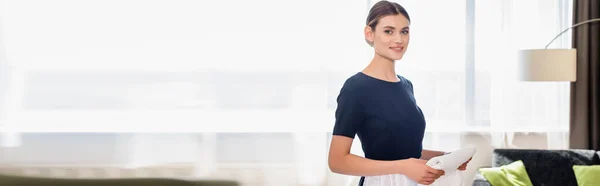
[327,1,470,186]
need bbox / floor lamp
[518,18,600,82]
[517,18,600,149]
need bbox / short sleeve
[405,77,415,93]
[332,85,365,139]
[405,78,418,103]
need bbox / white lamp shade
[518,49,577,82]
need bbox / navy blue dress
[332,72,427,185]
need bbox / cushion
[479,160,533,186]
[572,165,600,186]
[492,149,600,186]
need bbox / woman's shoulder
[336,72,371,98]
[397,75,414,89]
[341,72,372,90]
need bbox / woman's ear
[364,26,374,46]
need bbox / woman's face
[365,14,410,61]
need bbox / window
[4,0,473,133]
[1,0,370,133]
[1,0,571,143]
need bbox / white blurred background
[0,0,573,185]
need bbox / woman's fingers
[419,180,434,185]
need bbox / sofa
[0,173,240,186]
[473,149,600,186]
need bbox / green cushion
[573,165,600,186]
[478,160,533,186]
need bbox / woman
[327,1,470,185]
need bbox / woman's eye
[384,30,393,34]
[401,30,409,34]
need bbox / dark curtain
[570,0,600,150]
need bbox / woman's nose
[394,35,403,44]
[393,38,402,44]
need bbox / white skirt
[362,146,475,186]
[363,174,418,186]
[362,170,464,186]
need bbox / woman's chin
[389,54,405,61]
[375,51,405,61]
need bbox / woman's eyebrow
[383,26,409,30]
[383,26,396,30]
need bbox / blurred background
[0,0,573,185]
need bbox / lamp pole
[545,18,600,49]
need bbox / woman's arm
[420,149,446,160]
[328,135,405,176]
[328,135,444,185]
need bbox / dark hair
[366,1,411,30]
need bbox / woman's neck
[362,54,399,82]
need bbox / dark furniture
[473,149,600,186]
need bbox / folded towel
[363,146,476,186]
[426,145,476,172]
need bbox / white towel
[363,146,476,186]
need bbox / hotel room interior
[0,0,598,185]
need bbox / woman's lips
[390,46,404,53]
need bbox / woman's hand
[398,158,445,185]
[457,157,472,171]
